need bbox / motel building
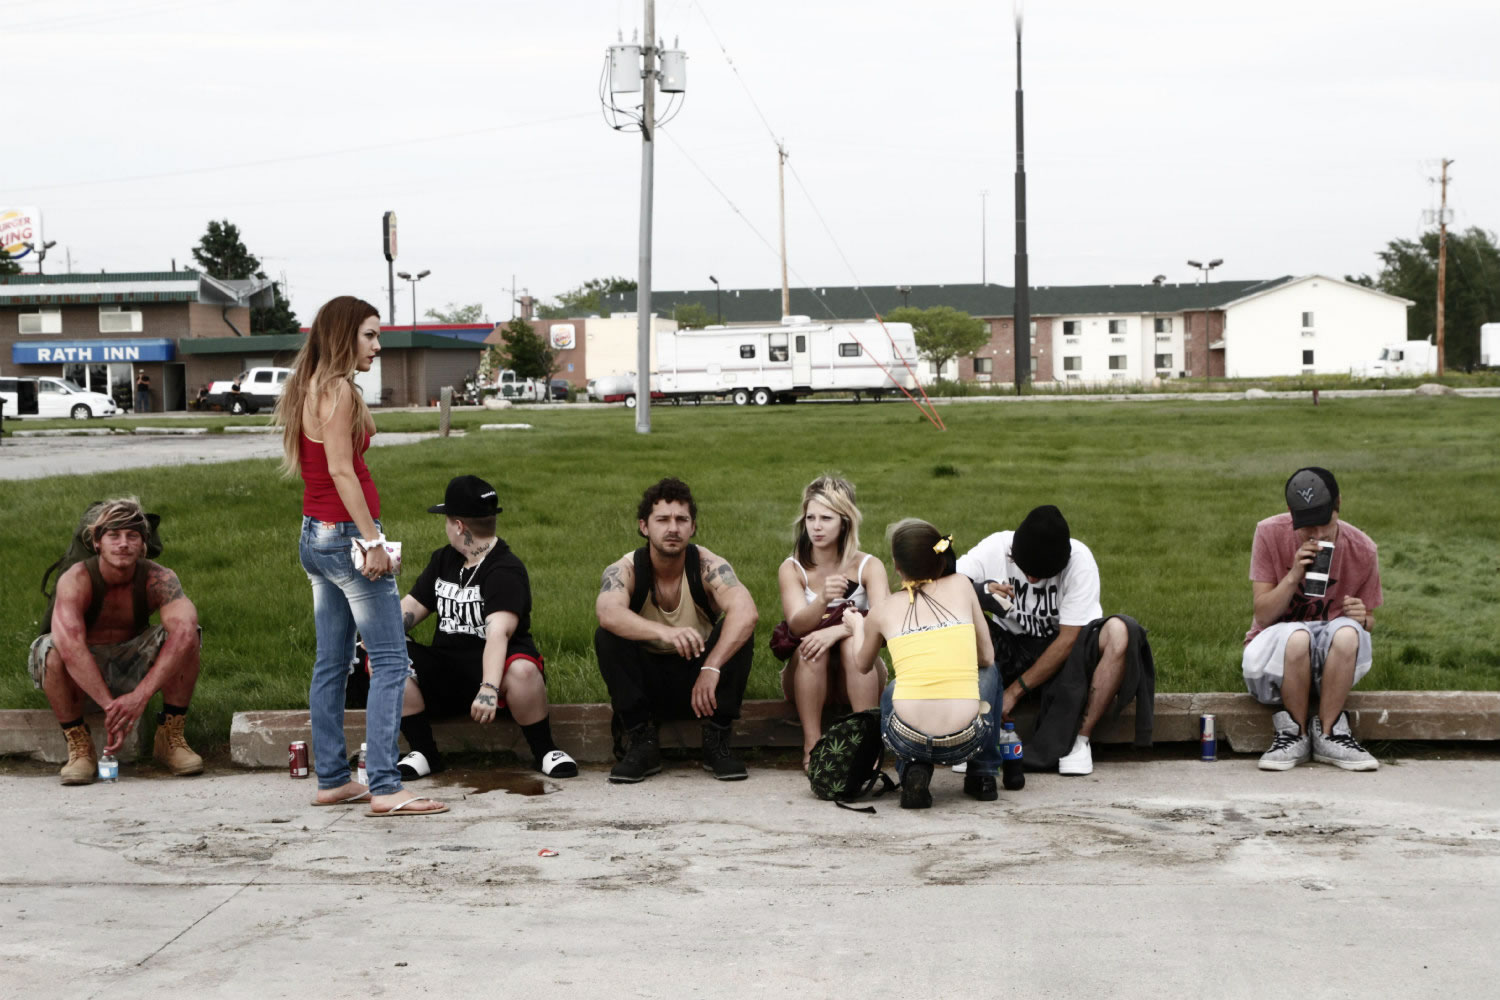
[607,275,1413,385]
[0,270,273,411]
[0,270,495,411]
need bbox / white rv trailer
[655,316,926,405]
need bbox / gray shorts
[1241,617,1372,705]
[28,625,194,710]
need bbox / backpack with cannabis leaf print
[807,708,896,812]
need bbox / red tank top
[300,431,380,521]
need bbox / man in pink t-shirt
[1243,467,1382,772]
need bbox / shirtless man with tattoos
[396,475,577,780]
[594,477,759,783]
[28,497,204,784]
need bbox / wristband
[1015,676,1031,695]
[700,666,721,674]
[355,534,387,552]
[479,682,499,692]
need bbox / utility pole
[981,190,989,284]
[778,142,790,318]
[1011,4,1030,395]
[604,2,685,432]
[1435,158,1454,376]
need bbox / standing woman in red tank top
[274,296,446,816]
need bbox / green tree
[251,283,301,336]
[190,219,300,335]
[673,302,713,329]
[1348,227,1500,370]
[0,249,20,276]
[884,305,989,374]
[191,219,261,280]
[537,276,636,319]
[492,318,557,384]
[425,302,485,324]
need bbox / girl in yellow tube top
[847,519,1000,809]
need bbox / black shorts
[405,640,543,718]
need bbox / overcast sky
[8,0,1497,324]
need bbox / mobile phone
[1302,540,1334,598]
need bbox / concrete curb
[0,711,146,763]
[218,691,1500,768]
[132,426,207,436]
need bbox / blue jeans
[298,516,407,795]
[881,664,1002,776]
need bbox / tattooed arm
[105,562,201,747]
[696,547,758,672]
[595,554,674,644]
[399,595,431,633]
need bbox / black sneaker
[963,772,998,801]
[609,723,662,784]
[900,761,934,809]
[701,720,748,781]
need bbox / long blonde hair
[275,295,378,476]
[793,474,862,568]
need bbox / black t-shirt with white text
[407,540,538,660]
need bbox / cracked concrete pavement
[3,757,1497,998]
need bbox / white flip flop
[538,749,579,778]
[397,750,432,779]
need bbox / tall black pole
[1012,12,1030,395]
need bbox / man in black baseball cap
[955,505,1154,781]
[1243,466,1382,772]
[394,475,578,781]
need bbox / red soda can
[289,740,310,778]
[1199,715,1217,761]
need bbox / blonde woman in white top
[776,475,889,767]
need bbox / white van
[1,376,119,420]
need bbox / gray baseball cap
[1284,467,1339,528]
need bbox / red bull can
[1199,715,1217,761]
[289,740,310,778]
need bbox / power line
[8,112,597,194]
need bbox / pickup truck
[204,367,291,414]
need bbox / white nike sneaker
[1057,735,1093,776]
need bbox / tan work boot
[60,724,97,785]
[153,714,204,776]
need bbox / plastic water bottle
[356,743,368,787]
[1000,723,1025,791]
[97,753,119,783]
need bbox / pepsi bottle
[1000,722,1025,791]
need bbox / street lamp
[1187,259,1222,383]
[896,285,912,309]
[22,240,57,275]
[397,269,431,330]
[708,274,721,325]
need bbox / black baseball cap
[427,475,502,517]
[1284,467,1339,528]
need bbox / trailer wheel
[625,394,637,408]
[751,388,772,406]
[731,389,750,406]
[851,391,861,404]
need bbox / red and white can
[289,740,310,778]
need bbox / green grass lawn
[3,394,1497,754]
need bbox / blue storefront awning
[12,338,176,364]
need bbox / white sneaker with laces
[1258,710,1311,771]
[1312,712,1379,771]
[1057,735,1093,776]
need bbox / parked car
[1,376,119,420]
[204,366,291,414]
[549,379,570,401]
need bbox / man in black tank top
[27,497,204,785]
[595,478,758,784]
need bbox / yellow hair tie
[901,578,934,604]
[932,535,952,555]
